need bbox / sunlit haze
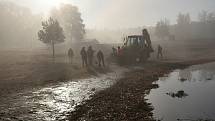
[1,0,215,120]
[3,0,215,29]
[7,0,69,13]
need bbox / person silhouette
[80,47,88,67]
[87,46,95,66]
[97,50,105,67]
[157,44,163,59]
[68,48,74,64]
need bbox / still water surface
[146,62,215,121]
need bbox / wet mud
[68,62,191,121]
[0,59,214,121]
[0,68,125,121]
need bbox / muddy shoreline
[68,59,215,121]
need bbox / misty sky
[4,0,215,29]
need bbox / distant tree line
[1,0,215,49]
[0,1,85,51]
[155,11,215,41]
[155,19,170,40]
[0,1,42,48]
[198,10,215,23]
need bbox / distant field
[151,39,215,61]
[0,40,214,96]
[0,43,114,97]
[0,50,90,96]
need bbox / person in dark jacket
[97,50,105,67]
[157,44,163,59]
[87,46,95,66]
[112,47,117,56]
[68,48,74,64]
[80,47,88,67]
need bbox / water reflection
[0,71,123,121]
[178,63,215,82]
[179,69,192,82]
[147,62,215,121]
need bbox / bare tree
[198,10,215,23]
[38,17,65,59]
[177,13,191,25]
[176,13,191,40]
[198,10,208,23]
[155,19,170,40]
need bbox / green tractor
[117,34,153,65]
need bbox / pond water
[146,62,215,121]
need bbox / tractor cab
[124,35,146,49]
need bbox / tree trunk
[52,40,55,61]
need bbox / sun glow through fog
[37,0,68,13]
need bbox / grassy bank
[0,50,111,97]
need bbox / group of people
[80,46,105,67]
[68,46,105,67]
[112,46,123,57]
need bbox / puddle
[146,62,215,121]
[0,67,126,121]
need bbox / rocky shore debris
[166,90,188,98]
[179,78,187,82]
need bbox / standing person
[112,47,117,56]
[97,50,105,67]
[68,48,74,64]
[80,47,88,67]
[87,46,95,66]
[142,29,153,52]
[117,46,122,56]
[157,45,163,59]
